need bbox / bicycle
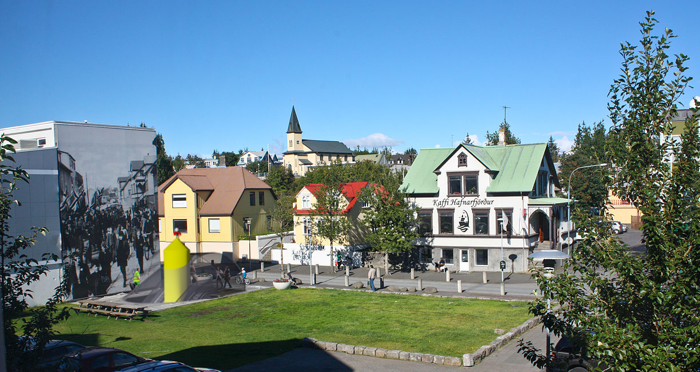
[235,273,250,285]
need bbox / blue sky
[1,1,698,158]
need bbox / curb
[301,315,542,368]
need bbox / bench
[73,300,149,321]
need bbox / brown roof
[158,167,273,216]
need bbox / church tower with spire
[287,106,302,153]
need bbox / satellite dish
[691,96,700,108]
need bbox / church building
[283,106,354,176]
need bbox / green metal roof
[400,143,554,195]
[484,144,548,193]
[400,147,455,194]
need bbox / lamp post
[567,163,607,248]
[528,249,569,372]
[246,218,252,270]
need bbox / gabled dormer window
[458,153,468,167]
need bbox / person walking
[368,265,377,291]
[215,267,224,288]
[191,262,198,283]
[223,267,232,288]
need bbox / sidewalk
[250,263,538,300]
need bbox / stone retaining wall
[302,316,541,367]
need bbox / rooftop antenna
[502,106,510,124]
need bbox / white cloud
[468,134,483,146]
[344,133,403,149]
[555,136,574,153]
[435,144,441,148]
[549,131,574,137]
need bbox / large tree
[1,134,70,372]
[153,133,174,185]
[268,194,295,273]
[266,166,295,196]
[546,136,560,163]
[520,11,699,371]
[558,121,611,210]
[359,172,419,274]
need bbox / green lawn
[50,288,531,370]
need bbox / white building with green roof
[401,141,570,273]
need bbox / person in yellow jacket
[133,269,141,288]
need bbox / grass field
[48,288,531,370]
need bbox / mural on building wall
[58,126,159,299]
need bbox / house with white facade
[401,131,570,273]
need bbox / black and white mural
[57,124,159,299]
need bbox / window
[302,195,311,209]
[449,176,462,195]
[266,215,271,229]
[419,210,432,236]
[320,154,324,161]
[443,248,454,264]
[474,210,489,235]
[458,153,467,167]
[89,355,110,370]
[112,352,140,368]
[461,250,469,262]
[289,140,292,147]
[497,209,513,235]
[158,219,162,233]
[209,218,220,233]
[249,191,255,206]
[447,173,478,196]
[439,210,453,234]
[243,217,251,233]
[259,191,265,206]
[172,194,187,208]
[476,249,489,266]
[464,175,478,195]
[173,219,187,234]
[537,171,548,196]
[344,154,348,161]
[303,217,312,235]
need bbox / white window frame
[173,219,188,234]
[302,195,311,209]
[209,218,221,233]
[172,194,187,208]
[303,217,312,235]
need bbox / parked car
[552,335,606,372]
[116,360,221,372]
[614,221,628,233]
[39,340,87,369]
[58,346,149,372]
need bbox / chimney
[218,155,226,167]
[498,128,506,146]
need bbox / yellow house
[283,106,355,177]
[158,167,276,260]
[293,182,369,246]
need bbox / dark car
[59,346,149,372]
[116,360,221,372]
[39,340,87,368]
[552,336,606,372]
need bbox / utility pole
[502,106,510,124]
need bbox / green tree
[359,172,419,274]
[212,150,241,166]
[171,154,186,172]
[268,194,295,272]
[245,160,268,175]
[461,134,473,145]
[185,154,205,168]
[153,133,174,185]
[1,134,70,372]
[558,122,610,210]
[546,136,560,163]
[310,180,352,271]
[485,121,520,146]
[520,12,699,371]
[266,166,295,196]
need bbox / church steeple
[287,106,302,134]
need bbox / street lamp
[245,218,252,270]
[528,249,569,372]
[567,163,608,248]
